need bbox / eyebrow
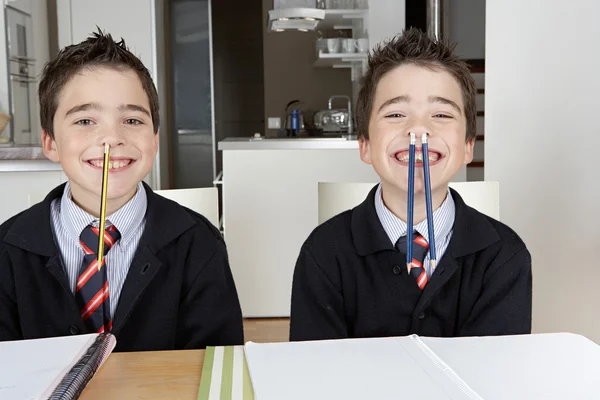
[65,102,101,117]
[428,96,462,114]
[377,95,411,113]
[64,103,151,117]
[118,104,151,117]
[377,95,462,114]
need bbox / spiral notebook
[0,333,116,400]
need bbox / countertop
[218,136,360,151]
[0,145,61,172]
[0,144,48,160]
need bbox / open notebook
[243,332,600,400]
[0,333,115,400]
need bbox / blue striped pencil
[421,133,436,270]
[407,132,416,274]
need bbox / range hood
[267,8,325,32]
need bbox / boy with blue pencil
[289,28,532,341]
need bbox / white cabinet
[0,165,67,224]
[4,0,32,15]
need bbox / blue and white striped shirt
[50,182,147,318]
[374,184,455,277]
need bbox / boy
[289,28,532,341]
[0,30,244,351]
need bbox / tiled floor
[243,318,290,343]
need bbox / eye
[75,119,94,126]
[433,113,453,119]
[385,113,406,118]
[125,119,143,125]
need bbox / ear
[42,130,60,162]
[153,129,160,152]
[463,138,475,164]
[359,137,372,165]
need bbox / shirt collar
[60,182,147,246]
[374,183,455,246]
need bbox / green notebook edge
[197,346,215,400]
[197,346,254,400]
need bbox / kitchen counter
[218,136,359,151]
[0,145,60,172]
[0,145,47,161]
[219,138,379,317]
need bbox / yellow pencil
[97,143,110,271]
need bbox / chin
[106,183,140,200]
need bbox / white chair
[318,181,500,224]
[154,187,220,230]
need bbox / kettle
[283,100,307,134]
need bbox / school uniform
[0,182,244,352]
[289,184,532,341]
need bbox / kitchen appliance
[314,95,353,134]
[5,5,37,145]
[267,7,325,32]
[283,100,307,135]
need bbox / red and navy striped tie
[396,232,429,290]
[75,224,120,333]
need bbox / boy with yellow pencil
[0,29,244,351]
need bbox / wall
[262,0,351,136]
[367,0,405,50]
[486,0,600,342]
[213,0,264,168]
[447,0,485,59]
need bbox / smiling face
[42,66,158,215]
[359,63,474,202]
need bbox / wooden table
[80,349,205,399]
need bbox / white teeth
[395,152,440,162]
[88,160,131,169]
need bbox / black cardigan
[290,185,532,341]
[0,183,244,351]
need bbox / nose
[96,125,125,148]
[405,125,433,141]
[405,128,430,141]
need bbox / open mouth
[393,148,444,166]
[85,158,135,171]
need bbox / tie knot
[80,224,121,256]
[396,232,429,264]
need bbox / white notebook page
[0,334,98,400]
[244,336,476,400]
[421,333,600,400]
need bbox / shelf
[318,9,368,30]
[313,52,367,68]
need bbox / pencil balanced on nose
[405,132,436,275]
[97,143,110,271]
